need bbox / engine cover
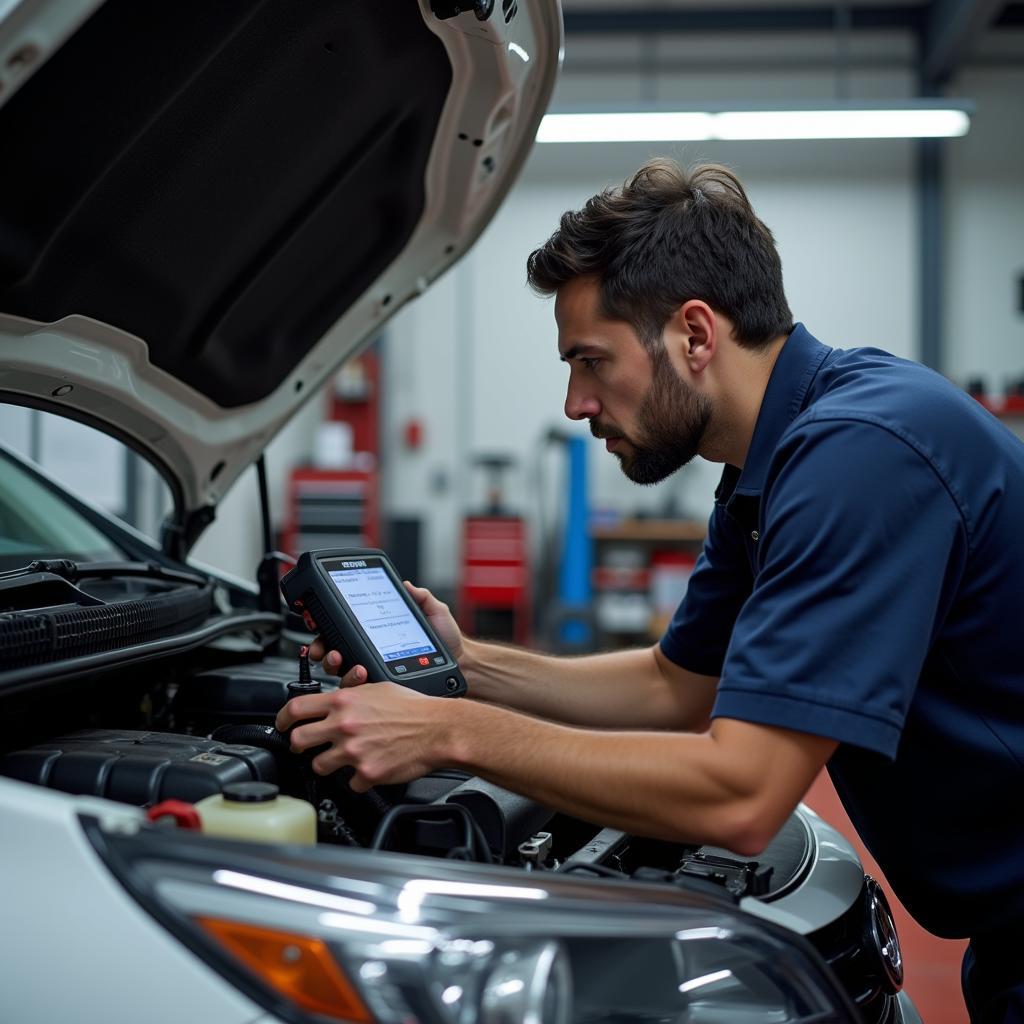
[0,729,277,805]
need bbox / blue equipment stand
[557,436,592,646]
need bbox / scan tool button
[433,656,445,665]
[394,665,408,674]
[418,656,430,666]
[302,609,318,632]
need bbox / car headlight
[87,816,858,1024]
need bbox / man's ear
[668,300,717,373]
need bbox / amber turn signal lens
[196,917,373,1022]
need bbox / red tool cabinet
[457,515,531,645]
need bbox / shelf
[591,519,706,543]
[593,566,650,591]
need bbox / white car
[0,2,917,1023]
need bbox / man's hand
[306,580,465,677]
[402,581,465,660]
[275,671,451,792]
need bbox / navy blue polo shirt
[660,324,1024,939]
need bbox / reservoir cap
[223,781,279,803]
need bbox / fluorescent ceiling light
[537,107,971,143]
[717,109,969,139]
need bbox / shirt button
[751,530,759,541]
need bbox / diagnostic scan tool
[280,549,467,697]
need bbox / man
[278,159,1024,1022]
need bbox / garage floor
[806,773,968,1023]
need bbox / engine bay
[0,637,904,1020]
[0,647,810,895]
[0,563,801,891]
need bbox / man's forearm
[436,698,834,853]
[459,638,710,731]
[282,675,836,852]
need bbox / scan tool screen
[326,562,440,672]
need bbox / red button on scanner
[418,656,430,666]
[302,609,318,632]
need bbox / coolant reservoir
[195,781,316,844]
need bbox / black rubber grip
[303,590,358,671]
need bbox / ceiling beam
[562,6,926,36]
[922,0,1008,84]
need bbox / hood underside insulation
[0,0,451,407]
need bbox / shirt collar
[719,323,832,504]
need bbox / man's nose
[564,382,600,421]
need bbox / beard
[591,345,712,485]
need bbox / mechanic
[278,159,1024,1023]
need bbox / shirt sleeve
[659,499,754,676]
[712,417,968,758]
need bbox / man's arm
[445,706,836,853]
[278,682,835,855]
[462,637,718,732]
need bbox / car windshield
[0,449,127,570]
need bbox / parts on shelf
[591,520,703,640]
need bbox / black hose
[210,723,292,754]
[343,768,393,816]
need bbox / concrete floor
[805,773,969,1023]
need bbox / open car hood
[0,0,561,548]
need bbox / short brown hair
[526,159,793,350]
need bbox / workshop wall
[377,50,1023,592]
[383,143,918,589]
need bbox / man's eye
[581,357,601,371]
